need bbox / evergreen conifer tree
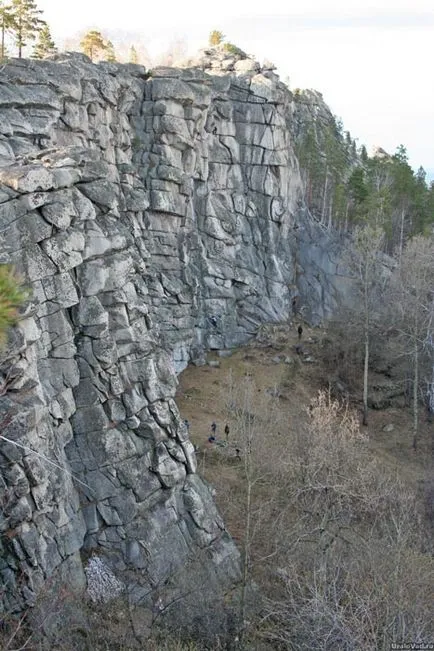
[32,21,56,58]
[0,266,27,347]
[10,0,43,57]
[104,39,116,62]
[80,29,107,61]
[0,0,15,59]
[128,44,138,64]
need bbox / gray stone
[0,165,55,193]
[76,296,107,326]
[117,459,161,502]
[42,272,79,307]
[71,405,108,435]
[23,244,57,280]
[41,200,78,229]
[42,230,85,271]
[0,53,356,634]
[152,442,186,488]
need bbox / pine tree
[359,144,368,163]
[32,21,56,58]
[209,30,224,46]
[80,29,107,61]
[0,1,15,59]
[128,44,138,64]
[348,168,369,205]
[0,265,27,347]
[390,145,417,260]
[104,39,116,62]
[10,0,43,58]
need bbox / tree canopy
[80,29,116,62]
[294,91,434,243]
[32,21,56,58]
[208,29,224,46]
[10,0,43,57]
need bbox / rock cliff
[0,50,347,634]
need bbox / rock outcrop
[0,51,347,634]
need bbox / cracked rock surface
[0,52,347,627]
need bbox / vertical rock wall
[138,63,304,370]
[0,52,346,627]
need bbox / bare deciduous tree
[392,235,434,449]
[260,391,434,650]
[345,224,385,425]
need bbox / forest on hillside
[293,90,434,251]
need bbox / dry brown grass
[177,322,432,503]
[176,322,434,649]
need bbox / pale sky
[37,0,434,178]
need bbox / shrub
[0,266,27,347]
[222,42,246,58]
[208,30,224,46]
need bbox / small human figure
[211,421,217,435]
[212,126,218,135]
[184,419,190,432]
[235,448,241,461]
[298,325,303,340]
[224,424,230,441]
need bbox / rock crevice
[0,52,346,627]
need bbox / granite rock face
[0,52,347,630]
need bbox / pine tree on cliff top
[32,22,56,58]
[129,44,138,64]
[80,29,108,61]
[10,0,44,57]
[0,1,15,59]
